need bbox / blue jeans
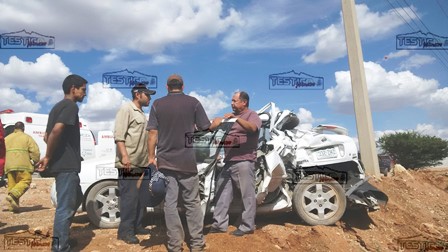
[162,169,204,252]
[52,172,83,252]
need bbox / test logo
[397,235,447,251]
[0,29,55,49]
[301,166,348,185]
[4,232,55,250]
[185,132,240,149]
[96,164,119,180]
[269,70,324,90]
[396,31,448,50]
[102,69,158,89]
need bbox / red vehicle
[0,117,6,186]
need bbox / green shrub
[377,131,448,169]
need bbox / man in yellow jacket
[4,121,40,212]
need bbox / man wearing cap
[114,83,156,245]
[36,74,88,252]
[147,74,220,252]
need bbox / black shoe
[68,238,78,248]
[208,227,226,234]
[190,245,205,252]
[231,229,254,237]
[135,227,151,235]
[118,234,139,244]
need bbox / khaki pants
[7,170,32,200]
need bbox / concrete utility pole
[341,0,380,176]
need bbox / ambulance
[0,109,96,160]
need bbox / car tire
[292,174,346,226]
[86,180,120,229]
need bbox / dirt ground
[1,167,447,252]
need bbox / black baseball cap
[132,83,156,95]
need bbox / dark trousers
[117,169,147,237]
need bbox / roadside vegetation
[378,131,448,169]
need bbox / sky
[1,0,448,146]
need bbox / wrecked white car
[51,102,388,228]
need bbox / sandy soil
[0,167,447,251]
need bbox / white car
[51,102,388,228]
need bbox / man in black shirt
[36,74,87,252]
[147,74,220,252]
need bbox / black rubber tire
[85,180,120,229]
[292,174,346,226]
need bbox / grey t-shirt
[147,92,211,173]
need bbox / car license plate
[315,148,337,160]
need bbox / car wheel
[86,180,120,229]
[292,174,346,226]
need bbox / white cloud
[399,54,436,70]
[374,129,406,140]
[415,124,448,139]
[374,124,448,140]
[422,87,448,123]
[296,107,315,131]
[0,53,70,104]
[102,49,127,62]
[0,1,412,65]
[356,4,408,38]
[152,54,179,65]
[79,83,128,132]
[0,0,242,54]
[300,4,415,63]
[326,61,439,112]
[188,90,229,118]
[221,0,340,50]
[300,24,345,64]
[384,50,410,60]
[0,88,41,112]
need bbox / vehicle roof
[0,112,90,129]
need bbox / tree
[377,131,448,169]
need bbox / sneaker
[118,234,139,244]
[5,195,19,212]
[231,229,254,237]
